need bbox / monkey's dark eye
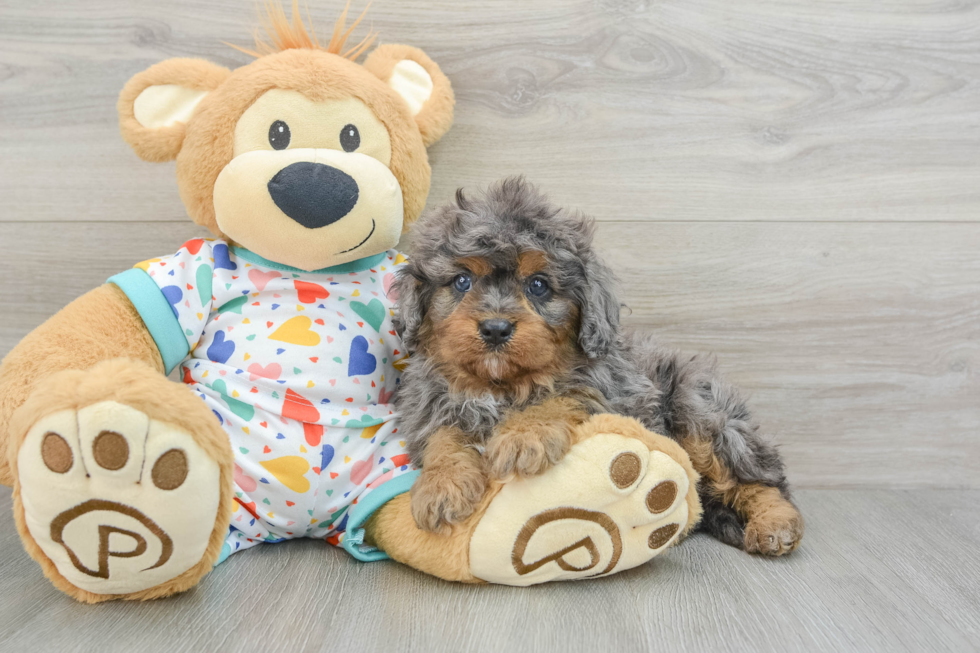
[453,273,472,293]
[268,120,290,150]
[527,277,550,298]
[340,124,360,152]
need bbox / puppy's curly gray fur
[393,176,793,549]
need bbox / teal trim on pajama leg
[343,470,420,562]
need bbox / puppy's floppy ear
[576,255,621,359]
[118,58,230,163]
[392,265,430,353]
[363,44,454,147]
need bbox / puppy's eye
[527,276,550,298]
[340,124,360,152]
[453,273,472,293]
[269,120,290,150]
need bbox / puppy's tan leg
[410,427,487,533]
[683,437,804,556]
[485,397,589,480]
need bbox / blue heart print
[213,243,238,271]
[347,336,376,376]
[207,330,236,364]
[161,285,183,317]
[320,444,335,469]
[335,512,349,532]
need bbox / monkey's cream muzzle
[212,89,403,271]
[214,147,403,270]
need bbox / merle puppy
[393,177,804,556]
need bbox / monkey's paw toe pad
[470,432,691,586]
[16,402,221,596]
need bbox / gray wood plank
[1,486,978,652]
[1,0,979,224]
[2,220,977,489]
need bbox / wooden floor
[1,486,978,652]
[1,0,979,650]
[1,0,978,489]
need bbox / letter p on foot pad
[17,403,221,595]
[469,433,692,586]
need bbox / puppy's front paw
[486,421,572,480]
[744,506,805,556]
[411,465,487,533]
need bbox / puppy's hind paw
[744,507,805,557]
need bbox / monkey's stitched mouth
[337,219,375,254]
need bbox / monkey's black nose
[268,162,359,229]
[479,319,515,347]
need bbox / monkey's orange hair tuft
[229,0,376,61]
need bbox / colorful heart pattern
[212,243,237,271]
[350,456,374,485]
[348,336,377,376]
[282,388,320,423]
[207,330,236,364]
[260,456,310,493]
[248,268,281,291]
[270,316,321,346]
[350,299,385,332]
[137,239,415,559]
[382,273,397,299]
[196,265,213,305]
[294,280,330,304]
[247,362,281,382]
[161,285,183,317]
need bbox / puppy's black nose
[479,319,514,346]
[268,162,359,229]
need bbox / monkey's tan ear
[118,58,231,162]
[364,44,454,147]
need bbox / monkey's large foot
[10,360,233,602]
[468,415,702,585]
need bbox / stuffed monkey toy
[0,3,700,602]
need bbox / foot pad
[17,402,221,595]
[469,432,692,585]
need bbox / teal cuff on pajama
[343,470,420,562]
[108,267,189,374]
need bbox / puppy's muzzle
[268,162,360,229]
[479,318,515,347]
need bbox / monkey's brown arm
[364,425,491,582]
[0,284,162,485]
